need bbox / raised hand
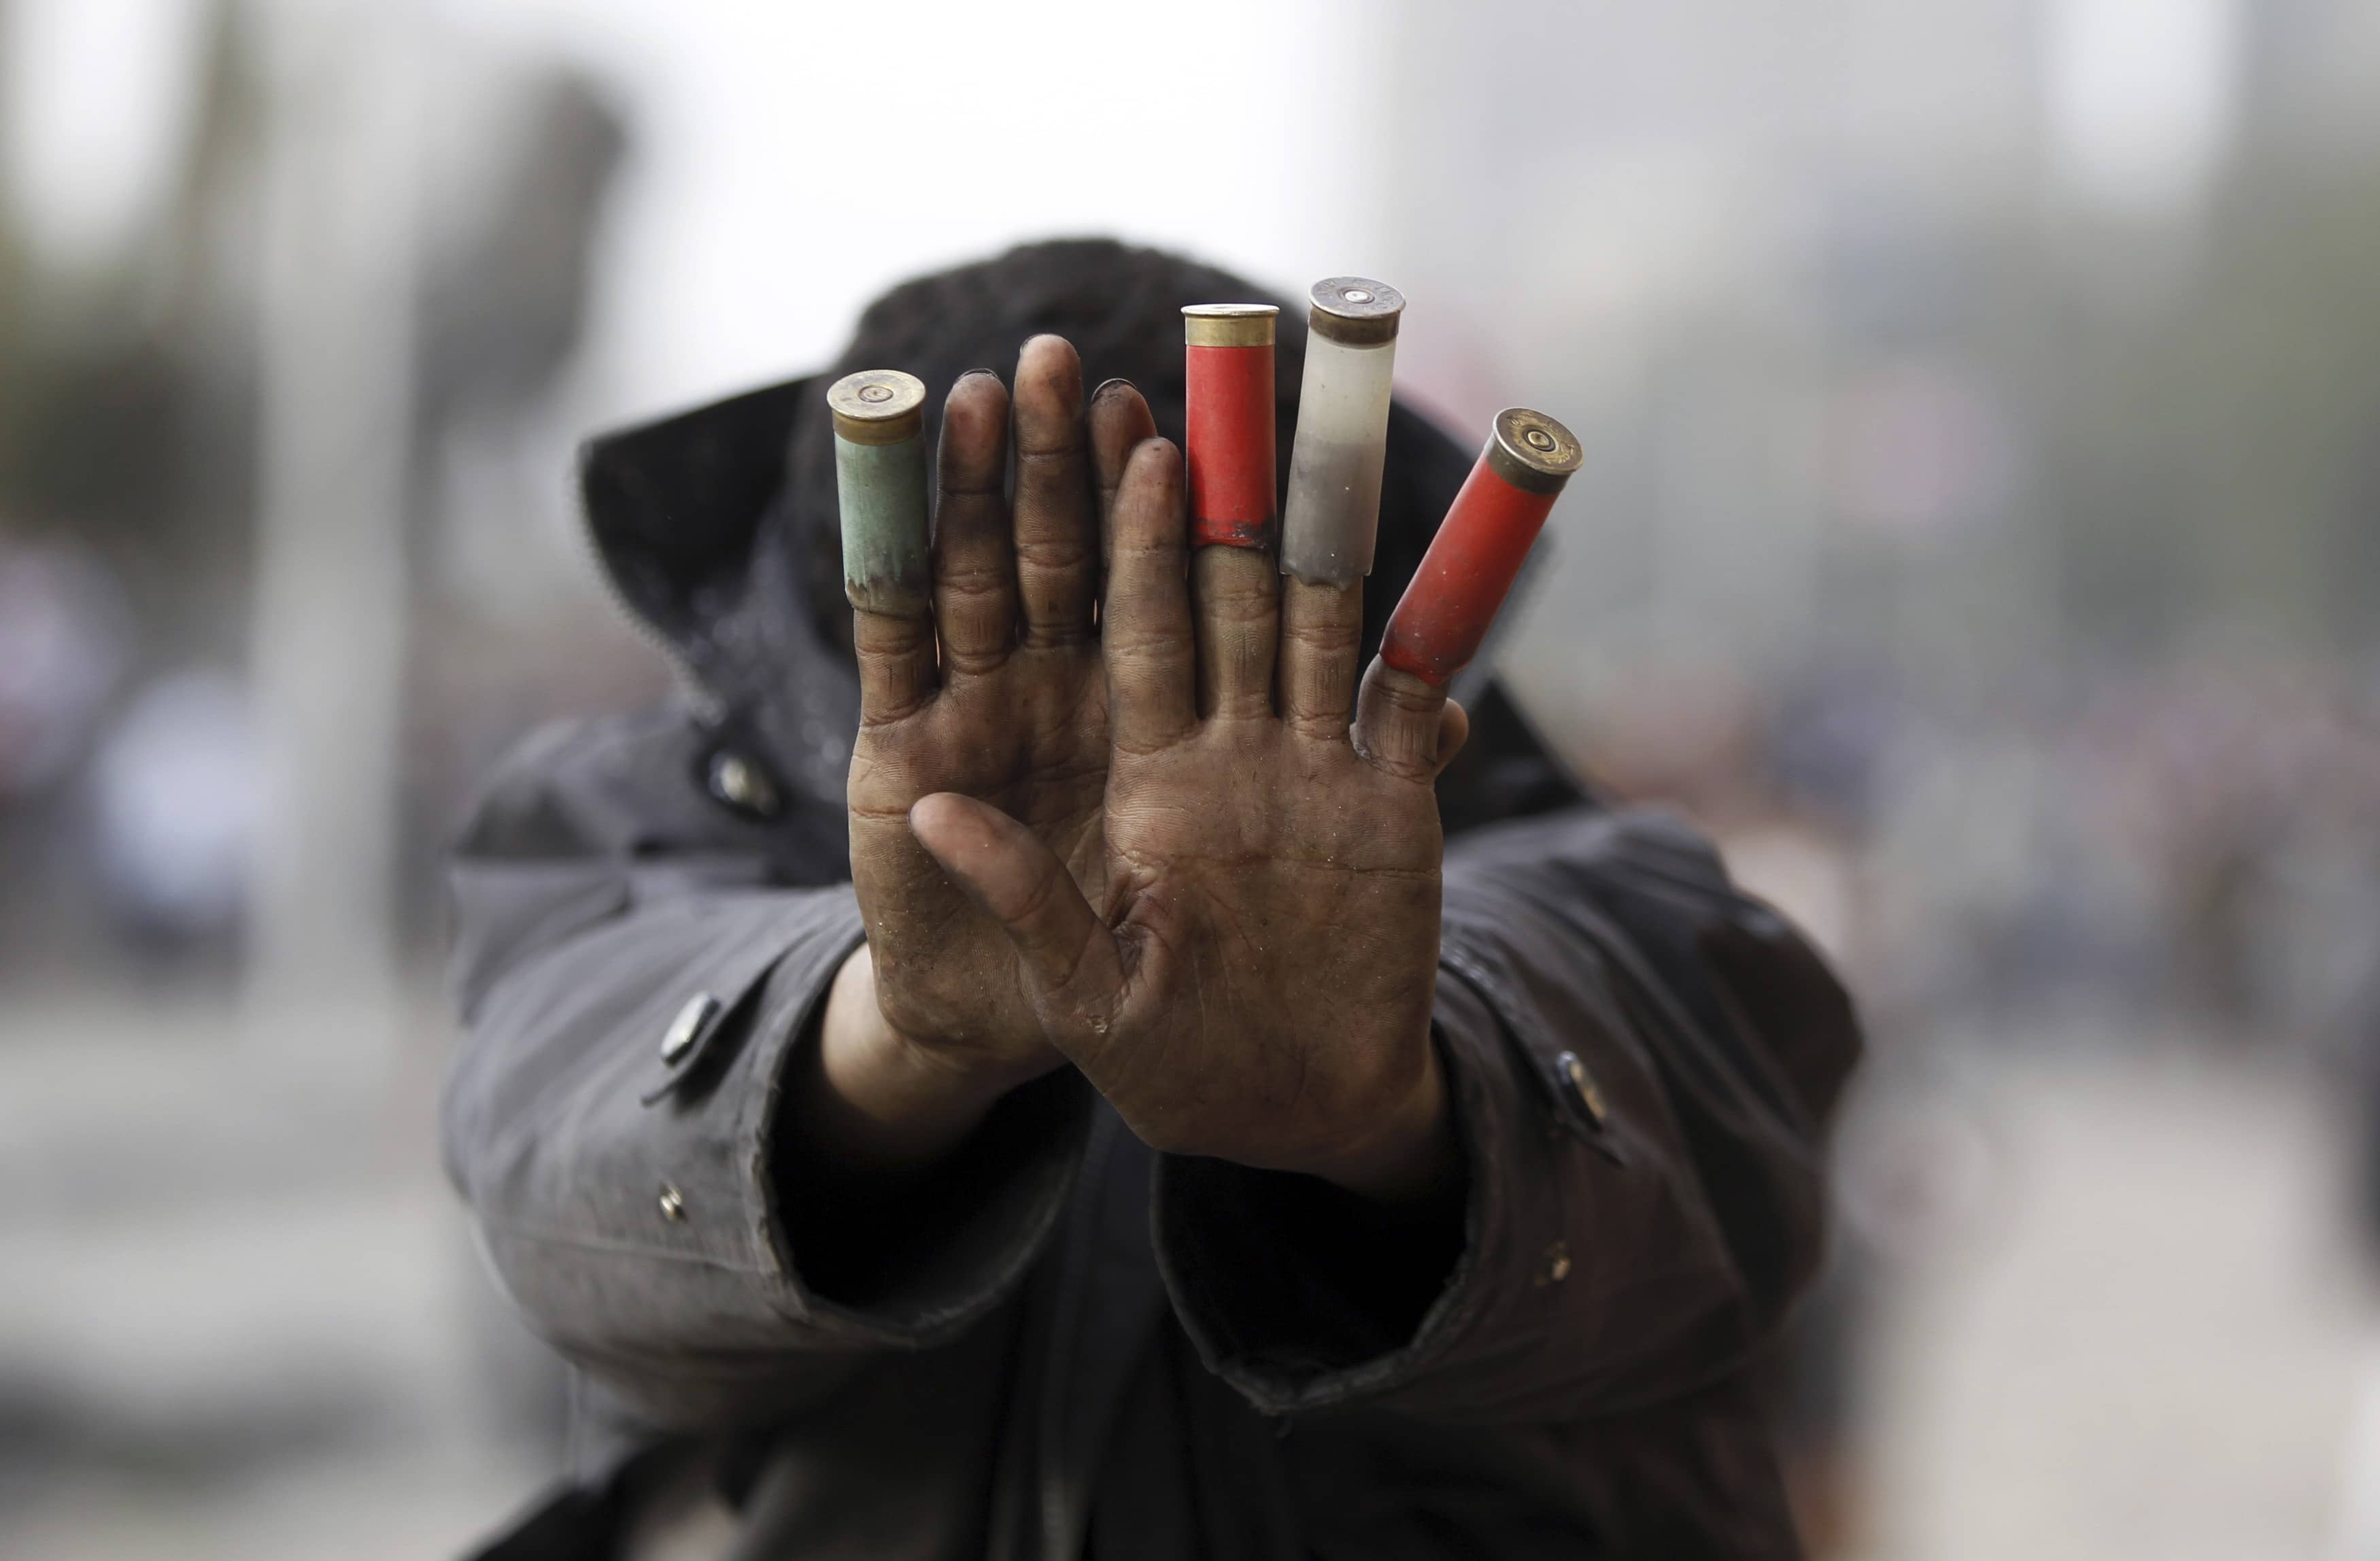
[817,338,1155,1169]
[909,436,1469,1205]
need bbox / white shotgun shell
[1280,277,1404,586]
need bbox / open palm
[910,434,1471,1202]
[846,339,1154,1084]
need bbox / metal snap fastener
[707,750,781,818]
[660,993,721,1067]
[658,1184,686,1222]
[1555,1050,1606,1128]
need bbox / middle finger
[1010,336,1098,649]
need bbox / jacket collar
[577,375,813,667]
[577,375,863,806]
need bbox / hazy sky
[2,0,2243,419]
[442,0,1391,420]
[2,0,211,269]
[1,0,1386,409]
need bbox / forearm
[450,878,1097,1426]
[1155,806,1860,1424]
[447,879,901,1426]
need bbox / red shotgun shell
[1380,408,1583,686]
[1183,304,1279,548]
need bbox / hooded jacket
[443,371,1861,1560]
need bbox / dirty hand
[818,338,1155,1169]
[910,434,1468,1205]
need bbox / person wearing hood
[443,239,1860,1560]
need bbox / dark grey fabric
[443,379,1860,1560]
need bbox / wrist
[809,944,1030,1174]
[1309,1035,1463,1212]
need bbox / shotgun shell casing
[828,369,932,615]
[1183,303,1279,549]
[1380,407,1583,686]
[1282,277,1404,586]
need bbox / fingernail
[958,366,1000,383]
[1091,377,1133,400]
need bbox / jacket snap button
[708,750,781,818]
[1555,1050,1607,1128]
[660,992,721,1067]
[658,1184,686,1222]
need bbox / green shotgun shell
[828,369,931,614]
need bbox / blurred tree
[0,0,260,653]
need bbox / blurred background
[1,0,2375,1556]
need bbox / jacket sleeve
[1153,803,1862,1424]
[440,706,1091,1432]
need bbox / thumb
[908,793,1122,1016]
